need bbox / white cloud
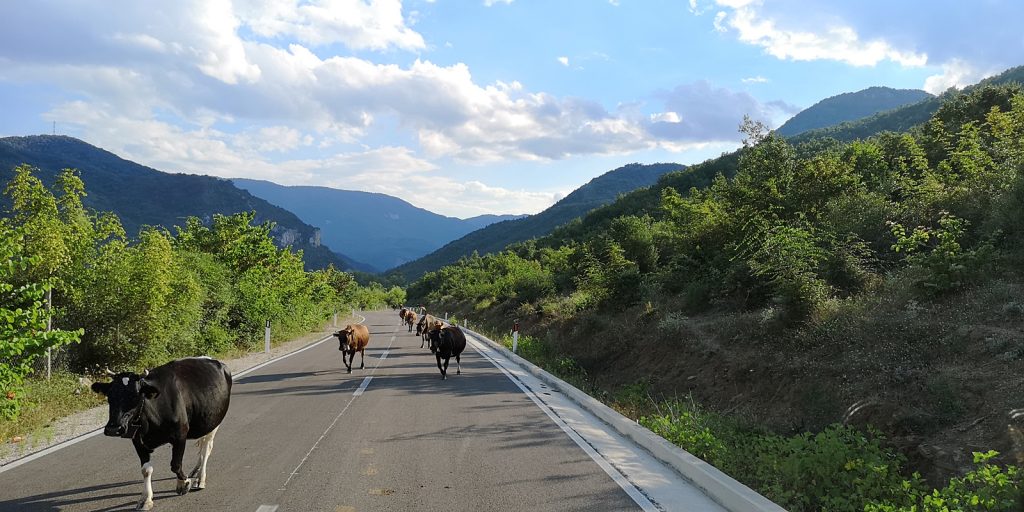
[0,0,810,216]
[646,80,798,141]
[483,0,513,5]
[650,111,681,123]
[234,0,425,51]
[923,59,988,95]
[717,2,926,67]
[698,0,1024,92]
[44,101,552,216]
[742,75,768,83]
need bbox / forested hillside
[0,136,370,271]
[409,82,1024,510]
[390,162,684,281]
[0,164,404,422]
[233,179,524,271]
[777,86,932,137]
[788,65,1024,145]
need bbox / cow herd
[402,307,467,380]
[89,308,469,510]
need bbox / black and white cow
[92,357,232,511]
[426,322,467,379]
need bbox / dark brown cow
[398,308,408,325]
[335,324,371,373]
[426,321,466,380]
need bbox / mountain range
[232,179,524,272]
[0,135,368,271]
[776,86,932,137]
[8,68,1021,280]
[389,162,686,281]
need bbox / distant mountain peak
[389,162,684,280]
[231,178,524,271]
[777,86,933,137]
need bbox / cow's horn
[142,369,149,377]
[104,367,117,376]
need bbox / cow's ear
[139,380,160,400]
[91,382,111,395]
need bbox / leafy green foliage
[0,136,357,272]
[0,223,81,420]
[0,166,384,375]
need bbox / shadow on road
[0,478,180,512]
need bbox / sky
[0,1,1021,218]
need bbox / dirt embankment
[456,279,1024,484]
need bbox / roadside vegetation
[411,84,1024,509]
[0,166,404,446]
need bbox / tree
[0,224,82,419]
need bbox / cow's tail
[220,360,233,393]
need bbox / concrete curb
[461,326,787,512]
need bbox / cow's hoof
[176,478,192,495]
[137,499,154,511]
[193,480,206,491]
[457,370,461,375]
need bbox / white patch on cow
[122,377,129,386]
[140,462,154,510]
[190,426,219,489]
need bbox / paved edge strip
[461,327,787,512]
[469,337,660,512]
[0,313,369,474]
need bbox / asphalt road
[0,311,728,511]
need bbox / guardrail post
[333,312,338,327]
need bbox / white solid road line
[0,313,368,475]
[469,336,661,512]
[255,505,279,512]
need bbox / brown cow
[335,324,370,373]
[416,314,438,351]
[404,310,418,333]
[399,308,408,325]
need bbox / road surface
[0,311,725,511]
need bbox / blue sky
[0,0,1020,217]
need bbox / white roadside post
[512,319,519,354]
[445,312,448,321]
[45,287,52,380]
[264,320,271,354]
[333,312,338,327]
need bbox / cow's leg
[456,353,462,375]
[359,348,365,370]
[189,426,219,490]
[344,350,352,373]
[420,335,424,348]
[133,438,155,511]
[436,354,446,379]
[171,438,192,495]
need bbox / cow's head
[426,322,444,348]
[415,318,426,336]
[335,328,355,352]
[91,369,159,438]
